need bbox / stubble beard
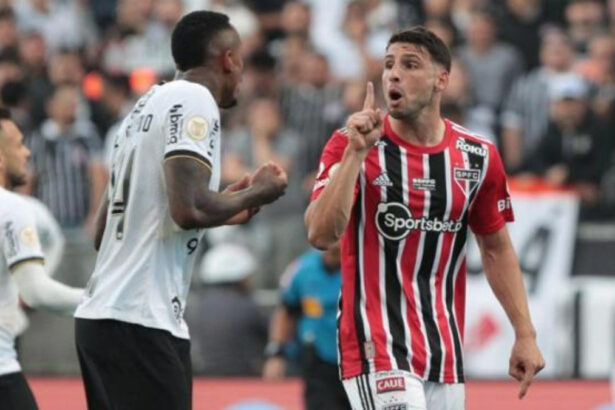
[389,88,435,121]
[7,170,26,188]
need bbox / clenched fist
[251,162,288,205]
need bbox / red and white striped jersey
[311,116,514,383]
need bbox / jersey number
[110,150,136,240]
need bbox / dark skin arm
[164,157,287,230]
[93,190,108,251]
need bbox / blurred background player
[305,28,544,409]
[73,11,287,410]
[263,243,349,410]
[0,107,82,410]
[187,243,267,376]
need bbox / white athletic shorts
[342,370,465,410]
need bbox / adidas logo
[372,172,393,187]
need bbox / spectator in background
[263,244,349,410]
[576,33,615,119]
[280,51,344,179]
[27,83,106,230]
[527,73,611,205]
[319,1,384,81]
[1,80,32,135]
[0,7,17,52]
[565,0,605,54]
[458,7,524,115]
[222,97,305,287]
[501,29,575,172]
[14,0,97,52]
[424,17,459,50]
[499,0,544,71]
[0,48,21,88]
[102,0,177,77]
[442,58,497,142]
[29,49,90,127]
[186,244,267,376]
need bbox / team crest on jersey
[186,116,209,140]
[376,376,406,394]
[19,226,38,246]
[454,167,481,197]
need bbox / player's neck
[175,69,224,106]
[0,173,6,189]
[389,106,445,147]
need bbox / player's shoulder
[159,80,215,102]
[0,189,33,220]
[447,120,498,153]
[325,127,351,149]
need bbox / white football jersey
[20,195,65,276]
[0,187,45,375]
[75,80,221,339]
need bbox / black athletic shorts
[0,371,38,410]
[75,318,192,410]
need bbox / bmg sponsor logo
[375,202,463,240]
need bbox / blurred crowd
[2,0,615,375]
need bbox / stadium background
[0,0,614,408]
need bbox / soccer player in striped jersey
[305,27,545,410]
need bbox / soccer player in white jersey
[74,11,288,410]
[0,108,83,410]
[306,28,545,409]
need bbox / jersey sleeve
[1,205,45,272]
[310,129,352,202]
[469,146,514,235]
[163,86,220,171]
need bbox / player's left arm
[93,190,109,251]
[470,145,544,399]
[475,227,545,399]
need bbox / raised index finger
[363,81,375,110]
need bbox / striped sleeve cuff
[9,256,45,272]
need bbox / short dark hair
[0,107,11,133]
[0,107,10,120]
[387,27,452,72]
[0,7,15,23]
[171,11,234,71]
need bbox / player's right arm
[305,82,382,249]
[164,159,286,229]
[162,87,287,230]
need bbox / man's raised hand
[346,82,383,154]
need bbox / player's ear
[435,68,449,93]
[221,48,240,74]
